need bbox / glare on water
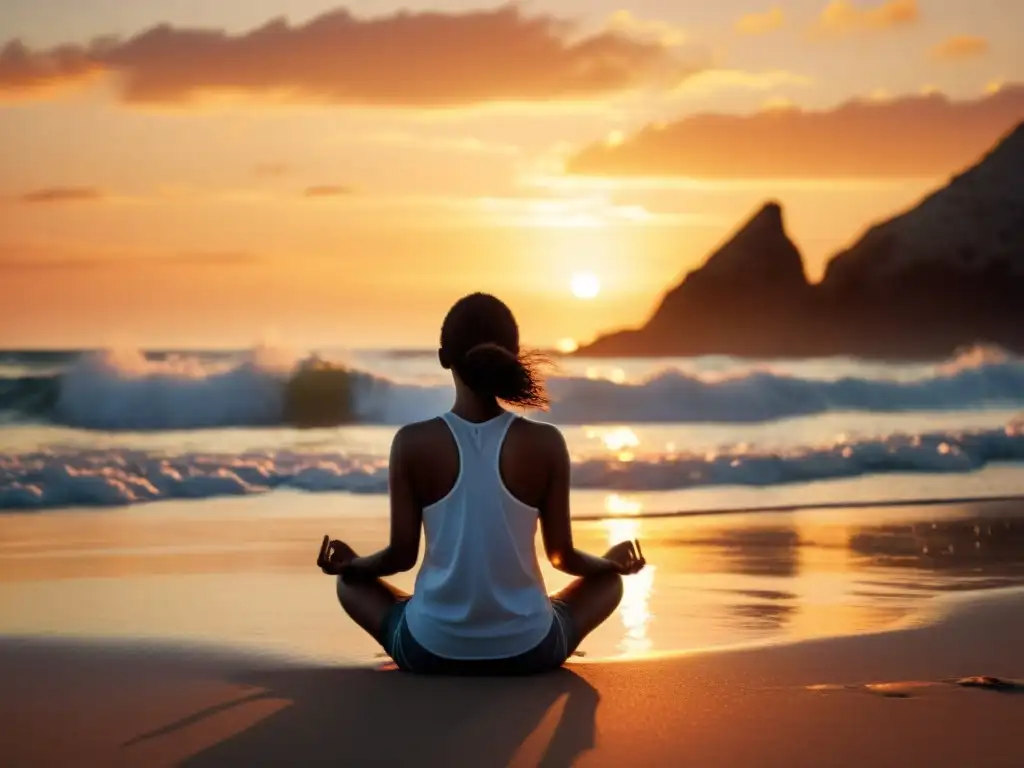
[602,494,656,656]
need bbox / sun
[570,272,601,300]
[555,337,579,354]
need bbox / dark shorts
[379,599,579,676]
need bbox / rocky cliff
[577,121,1024,359]
[580,202,818,357]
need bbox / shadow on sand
[169,663,599,767]
[0,637,600,767]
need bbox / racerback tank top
[403,410,554,659]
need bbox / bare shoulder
[391,418,449,456]
[510,417,567,458]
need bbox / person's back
[403,410,553,659]
[317,293,647,675]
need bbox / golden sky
[1,0,1022,349]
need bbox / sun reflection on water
[602,494,656,656]
[604,493,643,516]
[585,426,639,462]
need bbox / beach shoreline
[3,494,1024,660]
[2,494,1023,765]
[2,585,1021,767]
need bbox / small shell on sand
[954,676,1024,692]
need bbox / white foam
[2,424,1021,510]
[55,349,293,430]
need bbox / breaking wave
[0,347,1023,430]
[2,424,1022,510]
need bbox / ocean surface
[1,346,1023,513]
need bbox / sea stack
[577,202,816,356]
[578,121,1024,359]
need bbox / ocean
[2,346,1023,514]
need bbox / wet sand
[1,495,1023,765]
[2,494,1023,661]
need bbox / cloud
[172,251,260,265]
[565,85,1024,179]
[0,247,259,272]
[0,40,104,100]
[735,7,785,36]
[605,10,688,47]
[17,187,104,204]
[930,35,990,62]
[678,69,812,95]
[358,131,521,156]
[0,6,691,108]
[811,0,919,37]
[762,96,797,111]
[303,185,353,198]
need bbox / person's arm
[341,427,422,581]
[538,426,621,578]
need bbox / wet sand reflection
[601,494,655,655]
[584,498,1024,656]
[2,498,1023,662]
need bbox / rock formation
[577,121,1024,359]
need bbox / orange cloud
[0,6,688,107]
[735,7,785,36]
[606,10,688,47]
[17,187,104,204]
[0,40,104,100]
[812,0,918,37]
[930,35,990,61]
[678,69,812,95]
[566,85,1024,179]
[0,247,258,272]
[303,185,353,198]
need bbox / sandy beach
[1,495,1023,766]
[1,588,1022,767]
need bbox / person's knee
[605,572,624,608]
[335,573,351,604]
[589,572,624,625]
[585,571,623,613]
[336,572,382,613]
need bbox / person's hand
[604,539,646,575]
[316,535,330,570]
[317,535,357,575]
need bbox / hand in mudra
[605,539,646,575]
[316,535,357,575]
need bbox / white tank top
[403,410,553,659]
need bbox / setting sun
[570,272,601,300]
[555,337,579,354]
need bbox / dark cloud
[18,187,105,204]
[0,6,687,107]
[303,185,354,198]
[566,85,1024,179]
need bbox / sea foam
[2,424,1021,510]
